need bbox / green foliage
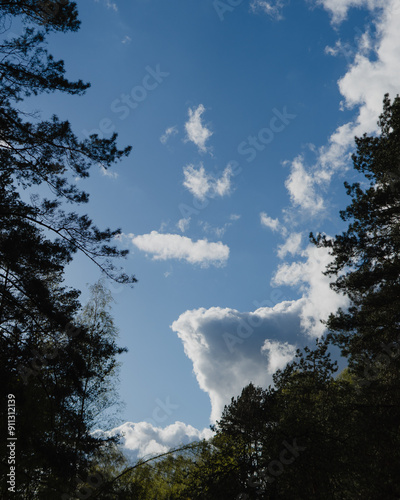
[89,444,204,499]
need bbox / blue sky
[14,0,400,459]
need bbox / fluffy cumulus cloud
[273,244,348,337]
[96,421,213,463]
[261,339,297,374]
[184,104,213,153]
[277,232,302,259]
[284,156,327,216]
[171,302,301,422]
[336,0,400,127]
[183,164,233,201]
[171,241,347,422]
[283,0,400,218]
[130,231,229,267]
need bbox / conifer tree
[312,94,400,497]
[0,1,135,496]
[312,94,400,360]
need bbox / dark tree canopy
[0,0,134,282]
[0,1,134,496]
[312,94,400,360]
[0,0,80,33]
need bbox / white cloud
[282,0,400,219]
[183,164,209,201]
[99,0,117,11]
[261,339,297,374]
[277,232,302,259]
[169,245,347,422]
[260,212,286,234]
[184,104,213,153]
[273,244,348,337]
[325,32,372,62]
[160,126,178,145]
[284,156,326,216]
[215,165,233,197]
[250,0,286,20]
[201,223,226,238]
[171,301,301,422]
[337,1,400,125]
[99,165,118,179]
[177,217,191,233]
[96,421,213,463]
[315,0,384,24]
[183,164,233,201]
[130,231,229,267]
[200,214,240,238]
[121,35,131,44]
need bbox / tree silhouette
[0,1,135,496]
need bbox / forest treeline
[1,1,400,499]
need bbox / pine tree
[312,94,400,360]
[0,1,135,496]
[312,94,400,498]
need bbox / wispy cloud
[94,0,118,11]
[200,214,240,238]
[260,212,286,234]
[315,0,385,24]
[183,164,233,201]
[250,0,287,20]
[130,231,229,267]
[99,165,118,179]
[160,126,178,145]
[177,217,191,233]
[184,104,213,153]
[121,35,132,44]
[96,0,118,11]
